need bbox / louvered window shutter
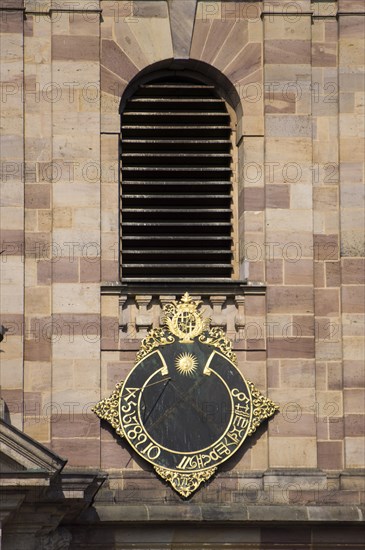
[120,76,233,282]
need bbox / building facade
[0,0,364,548]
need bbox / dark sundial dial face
[120,343,251,468]
[94,293,279,498]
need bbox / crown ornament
[162,292,211,343]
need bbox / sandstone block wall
[1,0,364,513]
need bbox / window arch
[120,71,238,283]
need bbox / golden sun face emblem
[175,353,198,376]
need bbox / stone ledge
[88,503,364,524]
[307,505,363,522]
[100,282,264,297]
[92,470,365,511]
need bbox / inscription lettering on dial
[119,348,253,475]
[121,386,162,460]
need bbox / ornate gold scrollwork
[162,292,210,343]
[154,466,217,499]
[199,326,237,365]
[92,383,124,437]
[247,381,279,436]
[135,328,175,364]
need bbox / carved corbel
[119,295,128,334]
[135,295,153,336]
[235,295,245,341]
[210,295,226,330]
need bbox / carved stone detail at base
[37,528,72,550]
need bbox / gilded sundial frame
[93,293,279,498]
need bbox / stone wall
[1,0,364,546]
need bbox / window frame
[119,68,240,285]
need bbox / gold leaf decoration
[154,466,217,498]
[162,292,210,343]
[92,383,124,437]
[199,327,237,365]
[247,381,279,436]
[135,328,175,364]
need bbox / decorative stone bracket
[101,281,266,349]
[117,293,246,342]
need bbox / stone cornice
[0,418,66,476]
[77,468,365,525]
[101,282,266,296]
[90,503,364,523]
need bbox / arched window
[120,73,237,282]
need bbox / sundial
[93,293,278,498]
